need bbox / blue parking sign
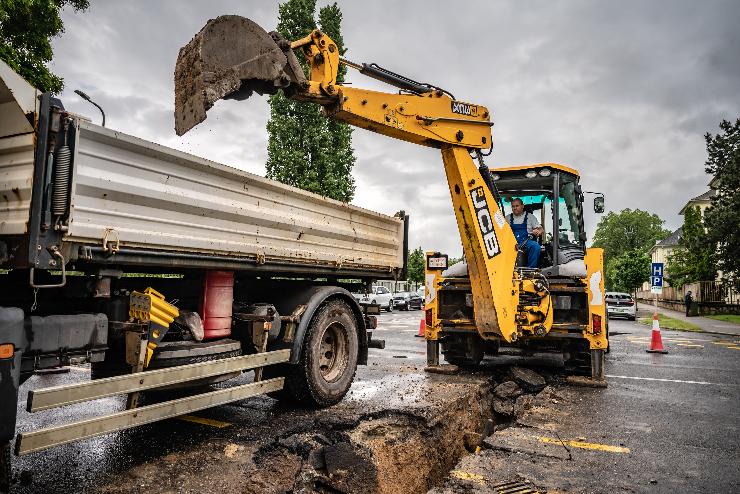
[650,262,663,294]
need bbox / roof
[493,163,580,177]
[652,228,682,251]
[679,189,715,215]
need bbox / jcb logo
[451,101,479,117]
[470,187,500,258]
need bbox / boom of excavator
[174,15,607,381]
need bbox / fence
[375,280,423,294]
[637,281,738,305]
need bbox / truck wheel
[280,299,359,407]
[1,441,10,493]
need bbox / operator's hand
[532,227,544,237]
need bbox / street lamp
[74,89,106,127]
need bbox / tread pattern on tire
[269,299,359,408]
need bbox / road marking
[178,415,232,428]
[606,375,726,385]
[68,366,91,373]
[676,343,703,348]
[726,346,740,350]
[450,470,485,483]
[539,436,630,454]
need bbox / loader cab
[492,163,589,277]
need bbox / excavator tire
[441,334,483,367]
[564,340,593,376]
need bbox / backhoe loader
[174,15,608,380]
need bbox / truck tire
[1,441,10,493]
[273,299,359,407]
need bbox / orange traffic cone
[646,312,668,354]
[416,318,425,338]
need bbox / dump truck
[170,15,608,379]
[0,58,406,491]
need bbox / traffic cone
[646,312,668,354]
[416,318,425,337]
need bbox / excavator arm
[174,15,553,346]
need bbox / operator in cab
[509,198,544,268]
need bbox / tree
[591,209,671,290]
[665,206,716,287]
[703,119,740,290]
[606,251,651,293]
[0,0,89,93]
[265,0,356,202]
[406,247,424,284]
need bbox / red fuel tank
[200,270,234,340]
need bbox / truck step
[16,377,283,455]
[27,349,290,412]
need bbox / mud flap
[0,308,23,445]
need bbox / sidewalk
[637,304,740,337]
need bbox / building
[643,187,714,290]
[678,189,715,217]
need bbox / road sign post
[650,262,664,312]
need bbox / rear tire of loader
[0,441,10,494]
[441,334,483,367]
[267,299,359,407]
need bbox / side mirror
[594,195,605,213]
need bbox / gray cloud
[52,0,740,257]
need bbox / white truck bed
[0,60,404,278]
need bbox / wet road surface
[436,311,740,494]
[9,309,740,493]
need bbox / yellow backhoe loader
[174,16,608,381]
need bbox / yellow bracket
[129,288,180,368]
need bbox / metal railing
[637,281,739,305]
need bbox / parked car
[416,285,425,300]
[392,292,423,310]
[605,292,636,320]
[359,285,394,312]
[408,291,423,310]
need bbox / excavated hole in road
[244,366,558,494]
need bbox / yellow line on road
[726,346,740,350]
[676,344,703,348]
[539,436,630,453]
[178,415,232,428]
[449,470,485,483]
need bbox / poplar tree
[265,0,356,202]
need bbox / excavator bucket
[174,15,305,136]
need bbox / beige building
[643,188,715,290]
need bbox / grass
[638,313,702,332]
[705,314,740,325]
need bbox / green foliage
[665,206,716,287]
[592,209,671,260]
[0,0,89,93]
[605,250,651,293]
[265,0,356,202]
[406,247,424,283]
[592,208,671,290]
[703,119,740,290]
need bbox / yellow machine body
[173,16,606,378]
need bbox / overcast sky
[51,0,740,257]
